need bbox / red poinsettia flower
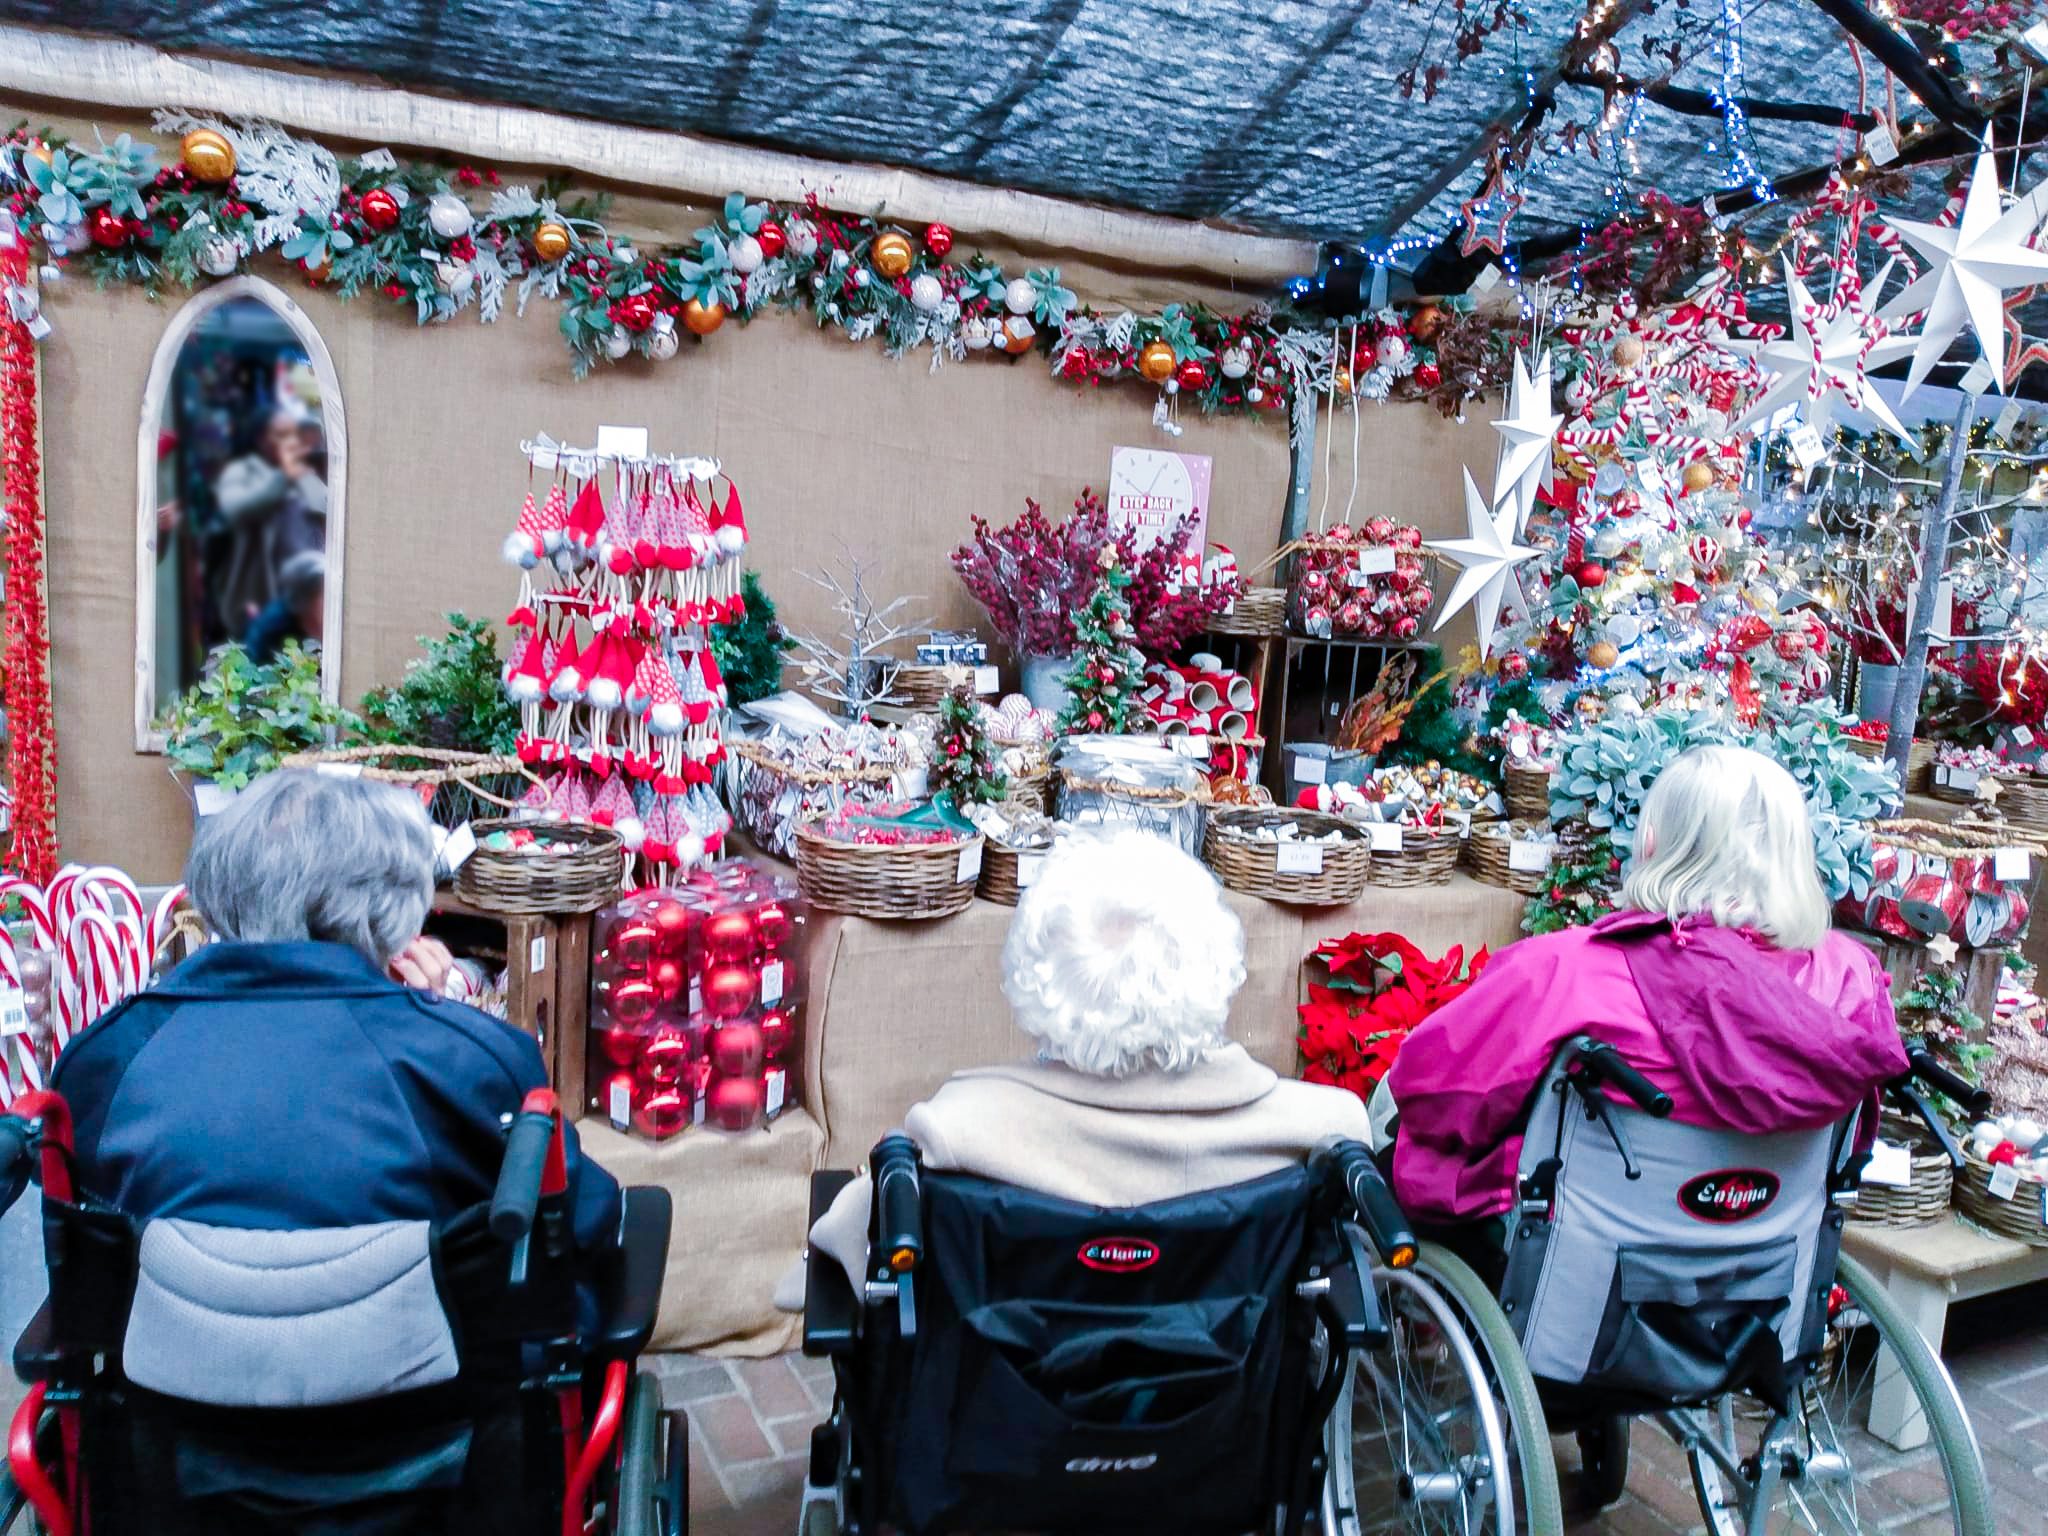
[1298,931,1490,1105]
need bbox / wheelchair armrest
[12,1296,55,1384]
[1318,1223,1390,1352]
[594,1187,673,1363]
[802,1169,859,1359]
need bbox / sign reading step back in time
[1107,446,1210,584]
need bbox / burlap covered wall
[19,103,1498,883]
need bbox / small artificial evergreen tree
[1058,548,1146,734]
[932,684,1007,804]
[710,570,796,706]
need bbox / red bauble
[756,221,786,259]
[652,957,685,1000]
[702,907,757,962]
[706,1074,766,1133]
[599,977,659,1028]
[639,1023,694,1085]
[1176,359,1208,391]
[759,1008,795,1060]
[924,222,954,258]
[88,207,127,248]
[1336,598,1368,633]
[1574,562,1607,589]
[754,901,793,950]
[1086,711,1104,730]
[1301,568,1330,599]
[599,1025,645,1067]
[649,898,693,958]
[1670,581,1702,604]
[1363,516,1395,542]
[1414,361,1442,389]
[1352,341,1379,374]
[703,962,757,1019]
[1499,652,1530,680]
[611,920,658,970]
[1772,630,1808,661]
[360,188,401,232]
[710,1019,765,1077]
[634,1086,693,1140]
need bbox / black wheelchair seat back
[1501,1038,1849,1413]
[876,1165,1323,1536]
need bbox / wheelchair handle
[1325,1140,1415,1269]
[0,1115,30,1220]
[490,1091,563,1243]
[1570,1040,1673,1118]
[1903,1042,1992,1118]
[872,1133,923,1274]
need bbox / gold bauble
[871,230,914,280]
[1682,460,1715,494]
[682,298,726,336]
[1332,366,1352,396]
[1001,316,1036,354]
[533,221,572,263]
[1408,302,1444,341]
[1611,335,1645,369]
[1137,339,1176,383]
[180,127,237,183]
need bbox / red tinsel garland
[0,239,56,882]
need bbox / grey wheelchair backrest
[122,1218,459,1407]
[1505,1064,1835,1393]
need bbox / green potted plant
[163,642,358,808]
[357,613,521,753]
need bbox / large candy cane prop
[0,927,38,1110]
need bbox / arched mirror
[135,276,346,748]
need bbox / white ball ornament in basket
[426,192,473,240]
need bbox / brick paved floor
[654,1280,2048,1534]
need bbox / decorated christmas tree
[1058,548,1146,734]
[932,683,1007,804]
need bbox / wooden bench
[1842,1215,2048,1449]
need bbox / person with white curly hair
[789,827,1371,1300]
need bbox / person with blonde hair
[1387,742,1907,1225]
[792,827,1371,1297]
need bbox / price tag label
[2023,16,2048,57]
[1961,359,1996,395]
[1637,460,1669,499]
[1367,823,1404,852]
[1356,546,1397,576]
[689,979,702,1013]
[1997,848,2033,881]
[973,664,999,695]
[1471,264,1502,294]
[1996,399,2027,441]
[2013,724,2036,748]
[1948,767,1982,793]
[1862,121,1899,166]
[315,762,365,779]
[192,782,239,817]
[1989,1163,2022,1201]
[957,840,984,883]
[1508,838,1554,873]
[532,444,560,470]
[1295,754,1328,786]
[1863,1139,1913,1189]
[609,1078,632,1129]
[1277,841,1325,875]
[1787,423,1827,469]
[760,959,785,1007]
[595,423,649,458]
[0,987,26,1037]
[529,935,547,973]
[1017,853,1046,888]
[765,1066,787,1119]
[1170,734,1211,759]
[436,822,477,878]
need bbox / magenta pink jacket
[1387,912,1906,1223]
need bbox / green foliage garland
[164,642,359,790]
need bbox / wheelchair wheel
[1325,1242,1562,1535]
[1573,1415,1629,1513]
[1681,1253,1992,1535]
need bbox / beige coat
[793,1044,1372,1301]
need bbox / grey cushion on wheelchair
[123,1218,459,1407]
[1512,1087,1830,1390]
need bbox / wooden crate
[428,893,593,1121]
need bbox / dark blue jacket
[52,942,621,1261]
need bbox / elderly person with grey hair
[52,770,621,1288]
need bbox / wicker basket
[1850,1146,1956,1227]
[1991,771,2048,837]
[1057,769,1206,857]
[1002,760,1052,815]
[1928,763,1985,804]
[794,824,982,920]
[725,738,900,858]
[1208,586,1287,637]
[893,664,962,710]
[452,818,626,915]
[1502,762,1553,824]
[1203,809,1371,905]
[279,745,537,828]
[1468,819,1556,896]
[1955,1153,2048,1244]
[1366,821,1462,888]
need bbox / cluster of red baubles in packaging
[588,861,804,1139]
[1286,519,1434,640]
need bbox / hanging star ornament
[1458,176,1524,258]
[1880,132,2048,397]
[1429,469,1540,654]
[1722,258,1919,445]
[1491,348,1560,533]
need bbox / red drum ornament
[755,221,786,259]
[924,222,954,258]
[703,961,757,1019]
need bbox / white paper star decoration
[1430,469,1541,654]
[1881,133,2048,397]
[1724,258,1920,444]
[1492,349,1560,533]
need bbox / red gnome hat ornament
[537,480,570,560]
[566,477,606,564]
[503,633,547,706]
[715,480,747,560]
[646,651,686,738]
[504,491,546,568]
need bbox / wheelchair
[1477,1034,1995,1534]
[0,1087,687,1536]
[797,1133,1564,1536]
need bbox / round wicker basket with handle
[279,745,538,828]
[1955,1153,2048,1244]
[452,818,626,915]
[1366,821,1461,888]
[1203,808,1371,905]
[1207,586,1286,637]
[794,825,982,920]
[1468,819,1556,896]
[1502,761,1553,824]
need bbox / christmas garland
[0,113,1501,417]
[0,229,54,882]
